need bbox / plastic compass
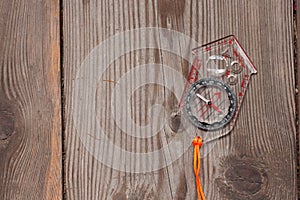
[179,35,257,141]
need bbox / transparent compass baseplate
[180,35,257,143]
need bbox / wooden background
[0,0,298,199]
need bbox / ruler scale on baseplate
[179,57,202,108]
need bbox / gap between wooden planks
[296,0,300,198]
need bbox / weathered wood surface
[296,0,300,196]
[63,0,297,199]
[0,0,62,199]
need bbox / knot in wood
[225,164,263,195]
[0,107,15,140]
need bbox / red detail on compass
[214,92,221,100]
[197,93,222,117]
[189,58,201,83]
[218,39,227,45]
[225,70,231,77]
[199,106,210,117]
[197,103,207,113]
[179,58,202,107]
[205,46,211,51]
[210,103,223,113]
[241,74,249,88]
[233,49,246,68]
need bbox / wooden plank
[0,1,62,199]
[64,0,297,199]
[296,0,300,196]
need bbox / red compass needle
[210,102,223,113]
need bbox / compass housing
[184,78,237,131]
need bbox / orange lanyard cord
[192,136,206,200]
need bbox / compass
[184,78,237,131]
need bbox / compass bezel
[184,78,237,131]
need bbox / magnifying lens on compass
[184,78,237,131]
[206,55,229,77]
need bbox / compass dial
[184,78,237,131]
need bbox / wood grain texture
[64,0,297,199]
[296,0,300,196]
[0,0,62,199]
